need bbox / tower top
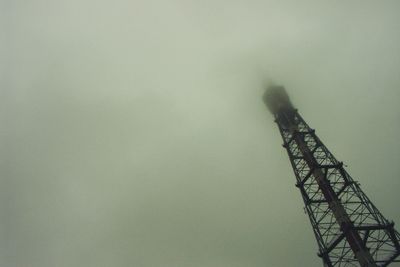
[263,85,294,114]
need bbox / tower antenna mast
[264,86,400,266]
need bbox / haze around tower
[2,1,400,267]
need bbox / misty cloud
[2,1,400,266]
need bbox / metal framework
[265,86,400,266]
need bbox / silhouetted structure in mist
[264,86,400,266]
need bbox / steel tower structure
[264,86,400,267]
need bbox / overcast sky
[2,1,400,266]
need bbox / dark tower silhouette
[264,86,400,266]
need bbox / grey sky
[2,1,400,266]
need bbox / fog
[2,1,400,266]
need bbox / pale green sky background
[2,1,400,266]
